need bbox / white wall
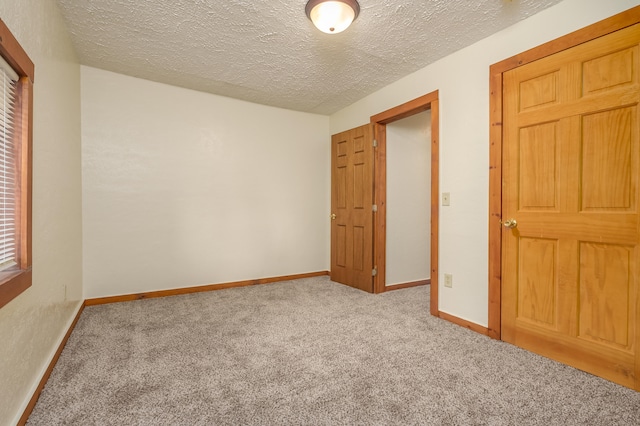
[386,111,431,285]
[81,67,330,298]
[330,0,639,326]
[0,1,83,424]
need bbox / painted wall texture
[0,0,84,424]
[81,66,330,298]
[330,0,639,326]
[386,111,431,286]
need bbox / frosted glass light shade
[305,0,360,34]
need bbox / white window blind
[0,56,19,271]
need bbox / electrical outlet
[444,273,453,288]
[442,192,450,206]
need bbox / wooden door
[331,124,374,292]
[502,24,640,389]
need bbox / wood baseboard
[85,271,330,306]
[385,279,430,292]
[18,302,86,425]
[437,311,490,336]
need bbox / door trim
[370,90,440,315]
[488,5,640,340]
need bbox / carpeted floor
[28,276,640,425]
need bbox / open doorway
[385,111,431,289]
[370,91,440,316]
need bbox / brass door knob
[331,213,337,220]
[502,218,517,229]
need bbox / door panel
[517,237,557,328]
[502,24,640,389]
[331,124,374,292]
[579,242,634,350]
[582,107,635,211]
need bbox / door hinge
[372,204,378,212]
[373,139,378,148]
[372,267,378,277]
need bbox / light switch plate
[442,192,450,206]
[444,274,453,288]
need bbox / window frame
[0,18,34,309]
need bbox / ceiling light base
[305,0,360,34]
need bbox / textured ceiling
[54,0,565,115]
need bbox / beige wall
[386,111,431,285]
[330,0,637,326]
[0,1,83,424]
[81,66,330,298]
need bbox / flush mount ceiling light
[305,0,360,34]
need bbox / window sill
[0,268,32,308]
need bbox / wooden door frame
[370,90,440,315]
[488,6,640,340]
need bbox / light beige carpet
[28,276,640,425]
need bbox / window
[0,55,19,271]
[0,19,34,309]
